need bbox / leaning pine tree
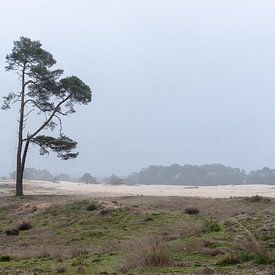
[2,37,92,196]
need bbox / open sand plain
[0,180,274,198]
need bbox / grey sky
[1,0,275,177]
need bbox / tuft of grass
[216,254,239,265]
[238,251,254,262]
[122,237,171,270]
[203,218,221,233]
[76,266,86,273]
[226,217,273,265]
[56,264,67,273]
[254,253,272,265]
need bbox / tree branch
[54,114,63,134]
[28,95,71,140]
[23,79,36,87]
[24,108,35,118]
[24,99,52,112]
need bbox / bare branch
[54,114,63,135]
[24,108,35,118]
[56,109,67,116]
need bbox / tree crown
[3,37,92,160]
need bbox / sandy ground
[0,180,275,198]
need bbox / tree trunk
[15,65,26,197]
[16,165,23,196]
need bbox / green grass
[0,197,273,274]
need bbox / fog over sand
[0,180,274,198]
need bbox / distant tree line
[10,168,54,182]
[126,164,275,185]
[8,164,275,185]
[9,168,98,184]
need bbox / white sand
[1,180,275,198]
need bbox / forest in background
[5,164,275,185]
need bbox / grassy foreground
[0,195,274,274]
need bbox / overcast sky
[1,0,275,177]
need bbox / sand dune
[0,180,274,198]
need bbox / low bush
[0,255,12,262]
[99,208,113,215]
[238,251,254,262]
[86,203,98,211]
[56,264,67,273]
[228,217,273,265]
[77,266,86,273]
[203,219,221,232]
[122,237,171,270]
[144,216,153,222]
[216,254,239,265]
[184,208,200,215]
[5,228,19,236]
[254,253,272,264]
[245,195,269,203]
[18,221,32,231]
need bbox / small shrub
[254,253,272,264]
[144,242,170,267]
[5,228,19,236]
[185,208,200,215]
[31,206,38,213]
[200,267,218,274]
[203,219,221,232]
[245,195,268,203]
[86,203,98,211]
[122,237,171,270]
[0,255,12,262]
[202,239,217,248]
[217,254,239,265]
[18,221,32,230]
[53,250,64,262]
[56,265,67,273]
[144,216,153,222]
[99,209,112,215]
[69,245,88,259]
[230,217,272,265]
[184,239,224,256]
[238,251,254,262]
[71,258,84,267]
[200,247,224,256]
[77,266,86,273]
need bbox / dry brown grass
[1,239,88,262]
[121,237,171,271]
[184,239,225,256]
[0,195,273,274]
[111,196,274,219]
[161,221,205,241]
[223,218,273,265]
